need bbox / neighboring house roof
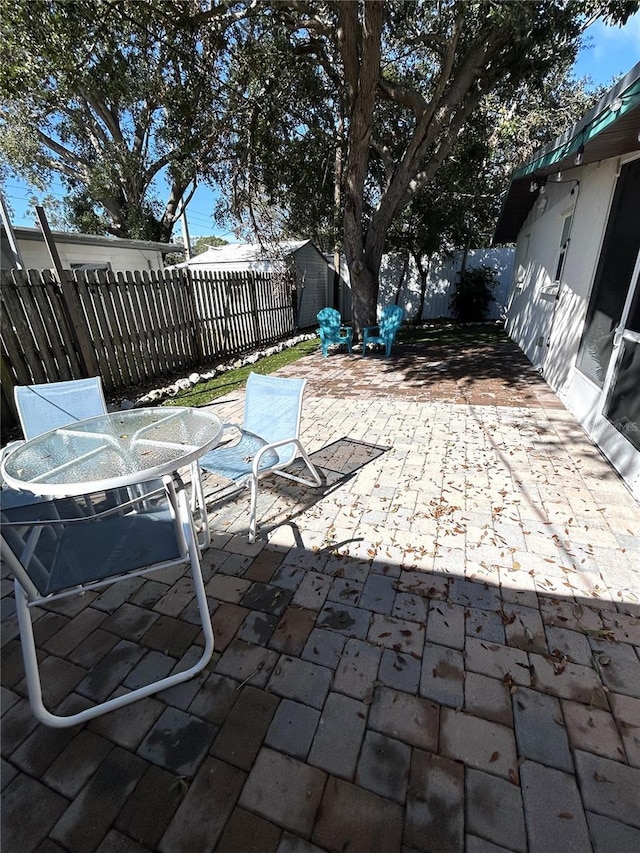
[180,239,311,268]
[493,61,640,244]
[7,226,182,254]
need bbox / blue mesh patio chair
[1,378,111,511]
[362,304,404,357]
[198,372,322,543]
[14,377,109,438]
[12,378,210,548]
[317,307,353,357]
[9,377,137,519]
[0,478,214,728]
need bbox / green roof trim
[513,73,640,179]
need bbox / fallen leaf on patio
[173,777,190,796]
[593,772,609,782]
[558,813,574,820]
[489,751,500,762]
[378,632,391,638]
[584,628,617,641]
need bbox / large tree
[382,67,608,318]
[217,0,637,331]
[0,0,245,240]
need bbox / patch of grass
[164,337,321,408]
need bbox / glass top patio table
[1,407,223,498]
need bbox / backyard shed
[180,240,330,330]
[1,225,181,272]
[494,62,640,500]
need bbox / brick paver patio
[2,330,639,852]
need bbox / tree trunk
[414,251,431,324]
[338,0,385,335]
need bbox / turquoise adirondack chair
[316,307,353,357]
[362,304,404,357]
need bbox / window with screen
[553,214,573,283]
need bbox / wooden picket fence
[1,266,296,428]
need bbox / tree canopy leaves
[0,0,241,239]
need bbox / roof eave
[493,62,640,245]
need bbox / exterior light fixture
[529,180,539,192]
[555,170,563,181]
[537,196,548,213]
[609,97,623,113]
[574,143,584,166]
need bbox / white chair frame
[199,373,322,543]
[1,479,214,728]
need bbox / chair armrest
[219,422,241,442]
[363,325,380,335]
[251,436,301,475]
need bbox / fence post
[58,270,100,378]
[0,352,17,420]
[183,268,205,365]
[35,206,99,378]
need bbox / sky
[3,11,640,241]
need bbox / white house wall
[505,161,617,388]
[16,238,166,272]
[546,162,618,398]
[506,155,640,500]
[505,174,583,371]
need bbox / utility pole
[180,208,192,260]
[0,189,25,269]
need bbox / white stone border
[127,333,317,407]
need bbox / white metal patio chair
[1,378,109,491]
[198,372,322,543]
[0,477,214,728]
[8,377,135,518]
[11,378,211,548]
[14,377,109,438]
[1,378,109,507]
